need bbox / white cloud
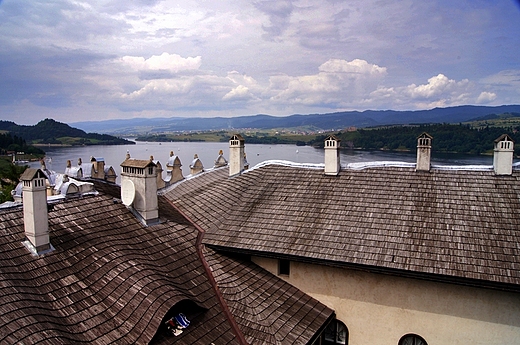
[405,74,470,100]
[269,59,387,106]
[120,53,201,72]
[367,74,476,109]
[476,91,497,104]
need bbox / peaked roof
[20,168,47,181]
[0,186,332,343]
[165,162,520,291]
[495,133,514,143]
[120,158,156,168]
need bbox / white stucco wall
[251,256,520,345]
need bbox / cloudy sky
[1,0,519,125]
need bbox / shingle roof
[164,163,520,291]
[120,158,155,168]
[0,194,237,344]
[0,182,332,343]
[204,247,333,345]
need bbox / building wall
[251,256,520,345]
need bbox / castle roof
[165,161,520,291]
[0,192,332,343]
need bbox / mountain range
[71,105,520,135]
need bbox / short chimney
[21,168,51,254]
[493,134,514,175]
[151,156,165,189]
[214,150,228,168]
[166,151,184,183]
[324,135,341,175]
[416,132,432,172]
[90,157,105,180]
[189,154,204,175]
[120,155,159,225]
[229,134,245,176]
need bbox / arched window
[398,334,428,345]
[322,319,348,345]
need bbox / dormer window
[278,259,290,276]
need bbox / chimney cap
[417,132,433,140]
[20,168,47,181]
[230,134,245,142]
[120,159,157,168]
[325,134,341,142]
[494,134,514,144]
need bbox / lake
[30,140,501,184]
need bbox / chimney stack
[324,135,341,175]
[493,134,514,175]
[21,168,51,254]
[120,155,159,225]
[214,150,228,168]
[166,151,184,184]
[229,134,245,176]
[189,154,204,175]
[416,133,432,172]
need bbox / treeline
[0,133,45,155]
[310,124,520,156]
[0,119,133,146]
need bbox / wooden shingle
[165,163,520,291]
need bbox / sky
[1,0,520,125]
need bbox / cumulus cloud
[476,91,497,104]
[269,59,387,106]
[405,74,470,100]
[120,53,201,72]
[369,74,473,109]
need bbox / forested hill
[0,119,134,146]
[311,124,520,156]
[71,105,520,134]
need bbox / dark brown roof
[20,168,47,181]
[0,194,237,344]
[0,186,331,343]
[120,158,156,168]
[204,247,333,344]
[164,163,520,291]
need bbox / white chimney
[324,135,341,175]
[189,154,204,175]
[166,151,184,184]
[214,150,228,168]
[21,168,51,254]
[416,132,432,172]
[229,134,245,176]
[493,134,514,175]
[120,155,159,225]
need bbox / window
[398,334,428,345]
[278,259,290,276]
[323,319,348,345]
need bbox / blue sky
[1,0,519,125]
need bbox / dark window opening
[278,259,290,276]
[398,334,428,345]
[322,319,348,345]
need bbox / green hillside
[0,119,134,146]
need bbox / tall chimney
[120,155,159,225]
[493,134,514,175]
[416,133,432,172]
[229,134,245,176]
[324,135,341,175]
[21,168,51,254]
